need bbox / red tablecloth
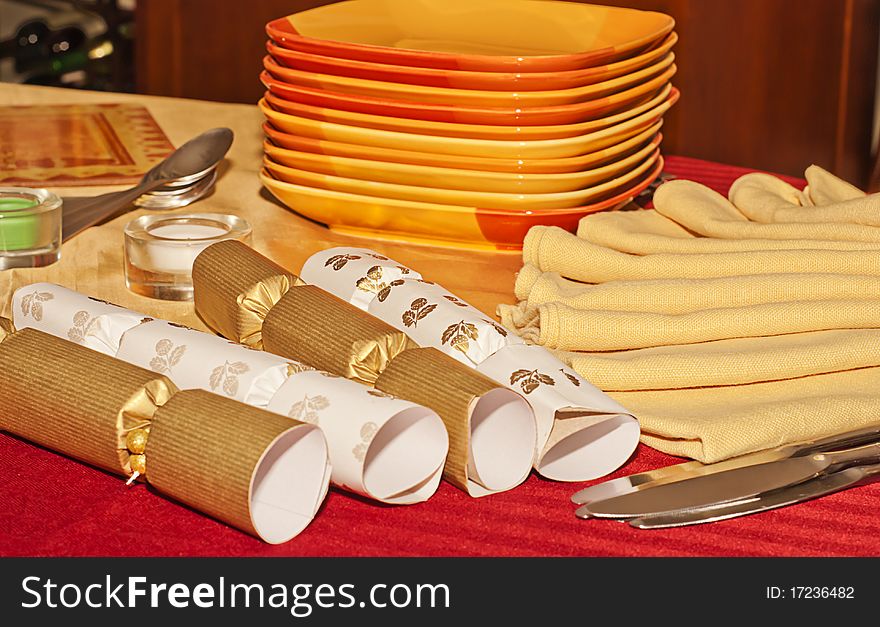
[3,155,878,557]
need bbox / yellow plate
[259,155,665,251]
[263,118,665,174]
[264,52,675,108]
[263,147,659,211]
[263,83,673,141]
[267,0,674,73]
[264,132,662,194]
[259,93,675,160]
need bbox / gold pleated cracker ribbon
[0,325,328,543]
[192,240,303,348]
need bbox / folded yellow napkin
[500,165,880,462]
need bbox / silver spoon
[61,127,234,241]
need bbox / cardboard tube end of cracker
[267,371,448,504]
[476,343,639,481]
[147,390,329,543]
[249,424,330,543]
[362,404,448,502]
[536,413,640,482]
[467,387,536,493]
[192,241,301,347]
[376,348,536,496]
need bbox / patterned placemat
[0,103,174,187]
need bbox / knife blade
[628,463,880,529]
[577,439,880,519]
[571,423,880,506]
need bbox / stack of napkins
[500,165,880,462]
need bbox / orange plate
[266,0,674,73]
[264,53,674,108]
[263,133,663,194]
[263,147,660,210]
[260,156,665,251]
[263,119,665,174]
[262,83,672,141]
[261,67,676,126]
[259,93,675,159]
[265,33,676,92]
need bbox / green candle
[0,196,41,251]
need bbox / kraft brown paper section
[192,240,303,349]
[146,389,311,540]
[375,347,500,493]
[263,285,418,385]
[0,327,177,476]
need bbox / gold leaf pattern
[288,394,331,425]
[443,295,468,308]
[356,265,385,294]
[509,369,555,394]
[208,360,250,396]
[325,254,360,270]
[150,339,187,374]
[402,298,437,328]
[482,318,509,337]
[441,321,479,353]
[561,369,581,386]
[67,310,96,343]
[353,421,379,462]
[367,253,389,261]
[396,265,411,274]
[376,279,405,302]
[20,291,54,321]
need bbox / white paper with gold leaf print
[117,320,296,407]
[267,371,448,504]
[12,283,149,356]
[300,248,422,310]
[476,343,640,482]
[302,247,639,482]
[366,279,521,367]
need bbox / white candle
[143,222,230,273]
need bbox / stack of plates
[260,0,677,250]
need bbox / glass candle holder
[0,187,62,270]
[124,213,252,301]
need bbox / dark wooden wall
[135,0,880,190]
